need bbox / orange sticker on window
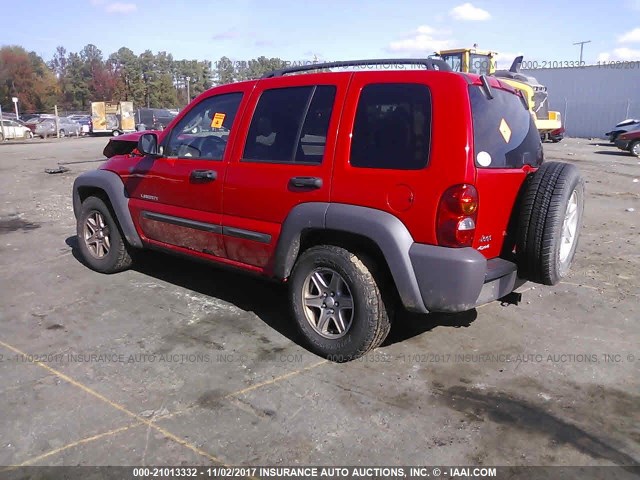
[499,118,512,143]
[211,113,225,128]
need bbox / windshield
[469,54,493,75]
[440,53,462,72]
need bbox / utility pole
[185,76,191,105]
[54,105,60,139]
[12,97,19,119]
[573,40,591,63]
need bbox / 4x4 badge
[499,118,512,143]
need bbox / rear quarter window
[470,85,543,169]
[350,83,432,170]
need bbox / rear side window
[469,86,543,169]
[243,85,336,164]
[350,83,431,170]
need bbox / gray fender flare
[273,202,329,280]
[273,203,428,313]
[72,169,143,248]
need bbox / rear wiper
[480,75,494,99]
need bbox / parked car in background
[134,108,176,131]
[20,113,41,122]
[68,114,92,134]
[23,114,56,133]
[0,119,33,140]
[606,118,640,143]
[615,129,640,157]
[34,117,82,138]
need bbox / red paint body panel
[331,71,476,246]
[101,81,258,260]
[473,168,531,258]
[97,68,532,275]
[222,73,351,271]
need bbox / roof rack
[261,58,452,78]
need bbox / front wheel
[77,196,133,273]
[630,141,640,157]
[289,245,392,362]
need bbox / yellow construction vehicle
[433,48,562,136]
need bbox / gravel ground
[0,136,638,473]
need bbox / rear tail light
[437,184,479,247]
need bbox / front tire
[630,141,640,157]
[289,245,392,362]
[77,196,133,273]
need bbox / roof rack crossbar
[261,58,452,78]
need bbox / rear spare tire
[517,161,585,285]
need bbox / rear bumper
[408,244,523,313]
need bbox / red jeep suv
[73,59,585,361]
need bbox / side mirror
[137,133,159,156]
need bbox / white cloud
[449,3,491,21]
[104,2,137,13]
[387,25,453,55]
[494,51,524,69]
[597,47,640,61]
[618,28,640,43]
[613,47,640,59]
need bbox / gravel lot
[0,136,638,471]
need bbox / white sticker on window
[477,151,492,167]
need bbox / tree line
[0,44,302,114]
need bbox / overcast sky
[6,0,640,66]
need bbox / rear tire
[630,141,640,157]
[289,245,392,362]
[517,162,585,285]
[77,196,133,273]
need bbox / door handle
[190,169,217,182]
[288,176,323,190]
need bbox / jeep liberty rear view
[73,59,585,361]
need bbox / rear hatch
[469,82,543,259]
